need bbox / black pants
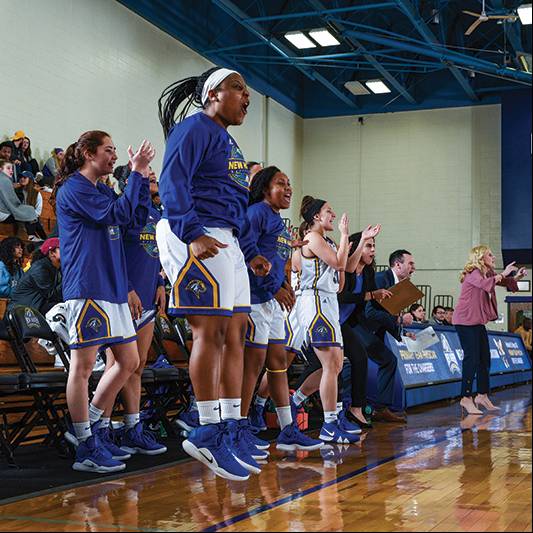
[455,324,491,397]
[341,322,368,407]
[3,216,47,240]
[351,324,398,408]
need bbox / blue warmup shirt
[159,112,259,261]
[247,202,292,305]
[123,204,164,311]
[56,171,150,304]
[339,273,364,325]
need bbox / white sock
[88,403,104,426]
[124,413,140,428]
[336,402,343,414]
[100,417,111,428]
[73,421,91,442]
[220,398,241,421]
[324,410,338,424]
[292,389,308,407]
[255,395,268,407]
[197,400,221,425]
[276,406,293,429]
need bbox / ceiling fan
[463,0,519,35]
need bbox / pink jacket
[453,268,518,326]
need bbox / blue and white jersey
[56,171,150,304]
[158,112,259,261]
[300,236,340,294]
[246,201,292,304]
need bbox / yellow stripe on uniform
[309,291,336,343]
[75,299,112,343]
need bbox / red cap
[40,237,60,255]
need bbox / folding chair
[6,306,70,454]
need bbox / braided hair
[248,166,281,206]
[158,67,222,139]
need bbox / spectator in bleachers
[0,161,39,229]
[429,305,447,325]
[0,159,15,183]
[0,142,13,161]
[10,130,26,178]
[8,237,62,314]
[514,317,532,356]
[444,306,454,325]
[16,171,48,241]
[41,148,64,189]
[409,303,427,324]
[21,137,40,176]
[0,236,24,297]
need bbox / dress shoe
[372,407,407,423]
[474,395,500,412]
[459,397,482,415]
[345,409,373,429]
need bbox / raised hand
[338,213,349,236]
[128,140,156,177]
[362,224,381,241]
[502,261,518,277]
[191,235,228,260]
[515,267,528,280]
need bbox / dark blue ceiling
[118,0,532,117]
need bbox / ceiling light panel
[344,81,370,95]
[284,31,317,49]
[309,28,340,47]
[365,80,391,94]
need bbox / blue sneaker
[65,421,131,460]
[234,419,269,459]
[176,409,199,433]
[95,424,132,460]
[276,423,324,451]
[249,402,267,431]
[224,420,262,474]
[337,410,362,435]
[72,435,126,473]
[119,422,168,455]
[182,423,250,481]
[319,421,360,444]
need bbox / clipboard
[377,279,424,315]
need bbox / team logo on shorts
[186,279,207,300]
[87,317,103,332]
[108,225,120,240]
[316,325,329,337]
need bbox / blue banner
[385,326,531,389]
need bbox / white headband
[201,68,239,106]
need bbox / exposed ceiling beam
[210,0,358,109]
[396,0,479,100]
[245,3,396,23]
[306,0,417,104]
[344,28,533,84]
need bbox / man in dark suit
[355,249,416,423]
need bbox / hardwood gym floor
[0,384,530,532]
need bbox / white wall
[302,105,517,330]
[0,0,302,218]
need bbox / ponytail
[158,66,223,139]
